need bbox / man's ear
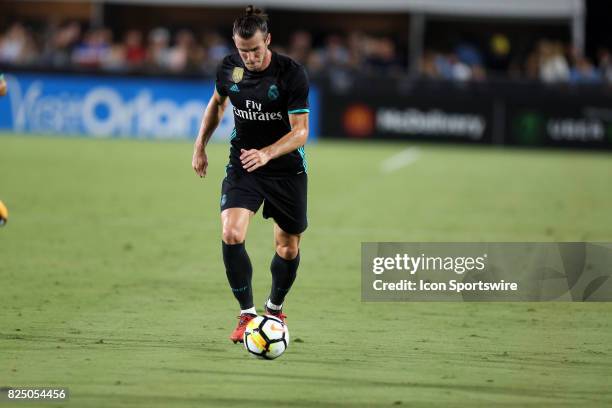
[265,33,271,46]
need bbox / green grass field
[1,133,612,407]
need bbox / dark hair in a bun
[233,5,269,38]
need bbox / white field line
[380,147,420,174]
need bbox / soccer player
[192,5,309,343]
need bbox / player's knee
[222,226,246,244]
[276,243,299,260]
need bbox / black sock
[269,252,300,307]
[222,241,253,310]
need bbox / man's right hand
[192,147,208,178]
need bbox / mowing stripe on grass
[380,147,420,173]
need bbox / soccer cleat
[230,313,256,343]
[264,306,287,323]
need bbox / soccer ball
[0,200,8,226]
[243,315,289,360]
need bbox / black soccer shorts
[220,167,308,235]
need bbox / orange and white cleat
[264,307,287,324]
[230,313,256,343]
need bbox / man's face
[233,30,270,71]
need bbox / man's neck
[257,49,272,72]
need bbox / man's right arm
[192,89,229,177]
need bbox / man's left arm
[240,113,309,172]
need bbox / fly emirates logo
[233,100,283,121]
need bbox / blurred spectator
[42,21,81,67]
[597,48,612,83]
[168,29,202,72]
[419,51,476,81]
[288,30,312,65]
[455,41,483,67]
[455,41,486,80]
[446,53,471,81]
[419,42,485,81]
[72,28,111,68]
[419,50,438,78]
[364,37,400,73]
[123,29,146,68]
[202,31,230,74]
[569,56,601,84]
[537,40,570,83]
[147,27,171,70]
[346,31,366,68]
[101,43,126,71]
[317,35,351,67]
[0,23,37,65]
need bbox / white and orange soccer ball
[243,315,289,360]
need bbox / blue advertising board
[0,72,319,141]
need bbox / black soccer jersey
[216,51,309,176]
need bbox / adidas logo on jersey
[230,84,240,93]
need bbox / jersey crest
[267,84,279,101]
[232,67,244,83]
